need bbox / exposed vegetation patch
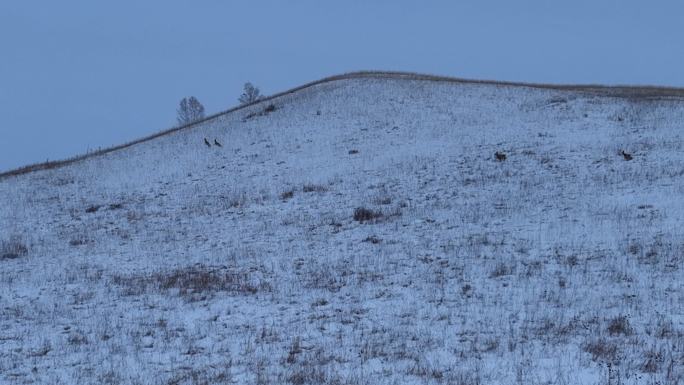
[353,207,384,223]
[0,235,28,260]
[112,265,269,299]
[302,184,328,193]
[362,235,382,244]
[85,205,101,213]
[68,238,90,247]
[280,190,295,200]
[244,103,278,121]
[607,315,633,336]
[489,263,513,278]
[583,338,619,363]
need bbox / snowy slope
[1,74,684,384]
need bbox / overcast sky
[1,0,683,171]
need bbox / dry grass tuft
[1,235,28,260]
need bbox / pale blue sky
[1,1,682,171]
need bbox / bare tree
[238,82,261,105]
[177,96,205,125]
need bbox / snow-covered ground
[1,76,684,384]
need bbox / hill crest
[3,70,684,179]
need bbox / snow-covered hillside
[1,74,684,384]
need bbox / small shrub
[362,235,382,244]
[565,254,579,267]
[280,190,294,200]
[1,235,28,260]
[69,237,89,247]
[85,205,101,213]
[311,298,328,307]
[607,315,632,336]
[489,263,512,278]
[583,338,618,362]
[558,276,567,288]
[302,184,327,193]
[353,207,383,223]
[243,103,276,121]
[641,349,663,373]
[461,284,472,297]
